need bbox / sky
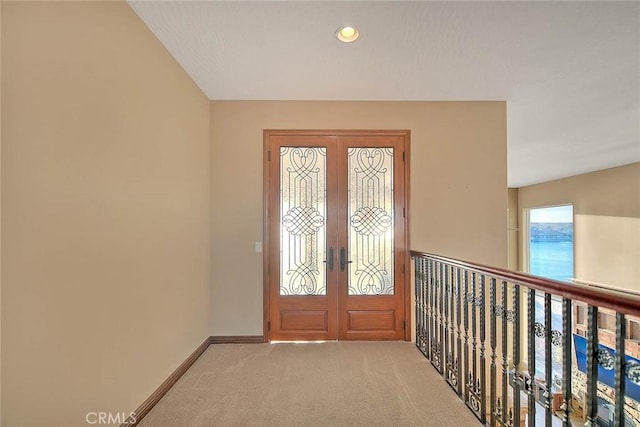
[530,205,573,223]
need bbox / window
[527,204,574,282]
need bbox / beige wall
[210,101,507,336]
[518,162,640,291]
[2,2,210,426]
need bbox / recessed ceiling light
[336,26,359,43]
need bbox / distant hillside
[530,222,573,242]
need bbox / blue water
[529,240,573,381]
[529,240,573,282]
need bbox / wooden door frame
[262,129,411,342]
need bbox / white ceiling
[128,0,640,187]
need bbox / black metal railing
[411,251,640,427]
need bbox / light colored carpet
[138,341,481,427]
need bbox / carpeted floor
[138,341,481,427]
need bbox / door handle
[323,247,335,271]
[340,247,352,272]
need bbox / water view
[530,240,574,282]
[528,205,574,282]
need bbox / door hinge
[403,320,406,330]
[402,151,405,162]
[267,320,271,331]
[268,151,271,161]
[403,207,406,218]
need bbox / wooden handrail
[410,250,640,317]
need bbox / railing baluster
[544,293,552,426]
[419,258,425,356]
[466,270,483,421]
[424,259,430,357]
[442,264,447,373]
[472,271,478,392]
[431,259,437,362]
[490,277,497,427]
[441,262,446,374]
[456,267,463,396]
[434,262,439,368]
[463,269,470,406]
[480,274,487,424]
[614,313,626,427]
[437,262,443,373]
[449,265,456,391]
[432,261,438,367]
[444,264,453,385]
[561,297,572,426]
[414,258,421,354]
[528,289,536,427]
[585,305,599,425]
[434,260,440,369]
[447,265,455,391]
[501,280,508,426]
[416,260,428,356]
[431,262,437,363]
[435,261,443,373]
[512,284,521,427]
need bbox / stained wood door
[265,130,409,341]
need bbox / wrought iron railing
[411,251,640,427]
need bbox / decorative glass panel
[280,147,327,295]
[348,147,394,295]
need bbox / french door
[264,130,409,341]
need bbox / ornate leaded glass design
[280,147,327,295]
[347,147,394,295]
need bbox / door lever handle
[340,247,352,272]
[323,247,335,271]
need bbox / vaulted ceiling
[129,0,640,187]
